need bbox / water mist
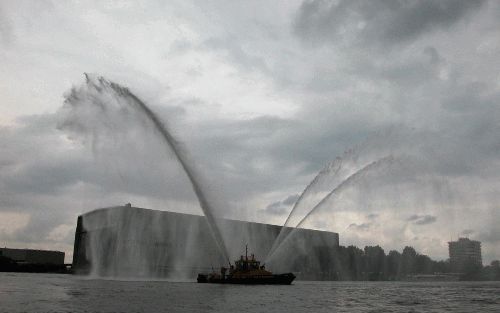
[60,74,231,267]
[266,155,396,264]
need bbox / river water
[0,273,499,313]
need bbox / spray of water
[266,155,395,263]
[266,144,375,260]
[265,157,343,261]
[265,128,413,261]
[61,74,231,265]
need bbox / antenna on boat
[226,249,232,268]
[245,244,248,261]
[209,251,215,272]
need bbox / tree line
[292,245,500,281]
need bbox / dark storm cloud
[0,116,89,195]
[293,0,485,47]
[441,81,500,115]
[313,220,328,229]
[348,46,445,87]
[0,4,12,45]
[203,37,270,74]
[3,79,499,225]
[5,159,87,195]
[0,111,201,207]
[184,79,500,204]
[478,228,500,244]
[259,194,299,216]
[434,83,500,178]
[302,71,500,179]
[6,210,73,245]
[461,229,475,236]
[1,0,499,262]
[183,115,324,200]
[0,115,79,196]
[348,222,371,231]
[407,214,437,225]
[260,201,288,216]
[168,36,271,76]
[1,92,335,226]
[477,209,500,244]
[0,116,81,245]
[282,194,300,206]
[0,109,206,248]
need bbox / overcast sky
[1,0,499,263]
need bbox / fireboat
[197,246,295,285]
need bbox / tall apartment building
[448,237,482,272]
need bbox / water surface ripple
[1,273,499,313]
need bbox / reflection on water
[1,273,499,313]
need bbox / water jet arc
[266,155,394,263]
[266,158,343,261]
[83,74,231,265]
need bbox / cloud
[477,209,500,244]
[0,4,13,45]
[202,36,270,74]
[407,214,437,225]
[0,212,30,236]
[261,201,289,216]
[348,222,372,231]
[0,0,500,263]
[260,194,300,216]
[282,194,300,206]
[293,0,486,48]
[461,229,475,236]
[478,229,500,244]
[313,220,328,229]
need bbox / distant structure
[448,237,482,272]
[0,248,65,265]
[72,205,340,279]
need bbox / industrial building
[0,248,65,265]
[448,237,482,272]
[72,205,339,279]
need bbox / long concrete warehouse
[72,204,339,279]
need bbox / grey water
[1,273,499,313]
